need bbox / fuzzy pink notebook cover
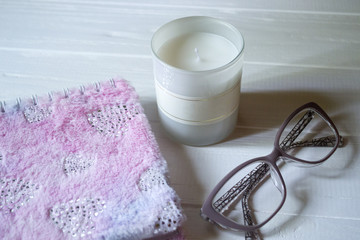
[0,79,185,240]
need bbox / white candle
[157,32,239,71]
[151,16,244,146]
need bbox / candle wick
[194,48,201,61]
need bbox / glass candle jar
[151,16,245,146]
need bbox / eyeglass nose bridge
[262,147,287,191]
[263,158,288,232]
[266,147,284,164]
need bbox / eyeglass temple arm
[279,110,315,149]
[211,163,268,239]
[242,165,269,240]
[283,135,344,151]
[280,110,344,150]
[212,163,269,213]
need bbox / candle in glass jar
[151,16,244,146]
[157,32,239,71]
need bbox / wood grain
[0,0,359,239]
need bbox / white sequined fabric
[87,104,140,137]
[23,105,52,123]
[50,197,106,238]
[0,178,40,213]
[138,167,183,236]
[154,200,183,235]
[138,167,167,191]
[63,154,94,176]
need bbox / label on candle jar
[155,80,240,124]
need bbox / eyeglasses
[200,102,343,238]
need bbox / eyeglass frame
[200,102,342,232]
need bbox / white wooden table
[1,1,359,239]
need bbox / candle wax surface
[157,32,239,71]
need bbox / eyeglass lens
[279,109,338,163]
[211,161,284,228]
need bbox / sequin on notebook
[24,105,52,123]
[63,154,94,176]
[154,200,182,235]
[0,178,40,213]
[87,104,139,137]
[138,167,167,191]
[50,197,106,238]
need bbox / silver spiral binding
[48,92,54,102]
[79,85,86,95]
[95,82,101,92]
[0,101,5,113]
[32,95,38,105]
[64,88,70,98]
[16,98,22,110]
[110,78,116,88]
[0,79,118,113]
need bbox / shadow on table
[141,98,207,205]
[140,82,358,239]
[222,88,357,238]
[227,87,356,170]
[229,90,341,138]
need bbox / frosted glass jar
[151,16,244,146]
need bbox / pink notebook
[0,79,185,239]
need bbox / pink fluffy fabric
[0,79,185,239]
